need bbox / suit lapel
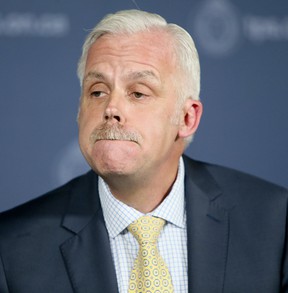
[60,171,118,293]
[184,157,230,293]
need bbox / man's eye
[133,92,145,99]
[91,91,104,98]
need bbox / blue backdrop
[1,0,287,212]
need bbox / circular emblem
[189,0,241,56]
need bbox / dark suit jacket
[0,156,288,292]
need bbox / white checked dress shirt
[98,157,188,293]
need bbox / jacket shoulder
[0,170,96,237]
[183,155,288,203]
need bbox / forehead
[84,29,176,80]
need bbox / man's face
[78,30,196,182]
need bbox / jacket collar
[183,156,230,293]
[60,170,118,293]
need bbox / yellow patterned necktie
[128,215,174,293]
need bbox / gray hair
[77,9,200,103]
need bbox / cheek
[78,115,96,153]
[148,112,178,135]
[78,126,91,164]
[79,106,102,134]
[79,98,104,123]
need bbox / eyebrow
[84,71,106,83]
[83,69,160,85]
[125,70,159,82]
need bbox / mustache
[89,124,142,144]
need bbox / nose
[104,107,121,122]
[104,94,124,124]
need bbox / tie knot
[128,215,165,244]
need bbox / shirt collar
[99,157,185,238]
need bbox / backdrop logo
[192,0,241,56]
[0,12,69,37]
[244,16,288,42]
[189,0,288,57]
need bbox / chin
[89,154,137,177]
[90,140,139,169]
[92,163,137,180]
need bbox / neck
[103,161,179,213]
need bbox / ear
[178,99,203,139]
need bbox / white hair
[77,9,200,102]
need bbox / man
[0,9,287,293]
